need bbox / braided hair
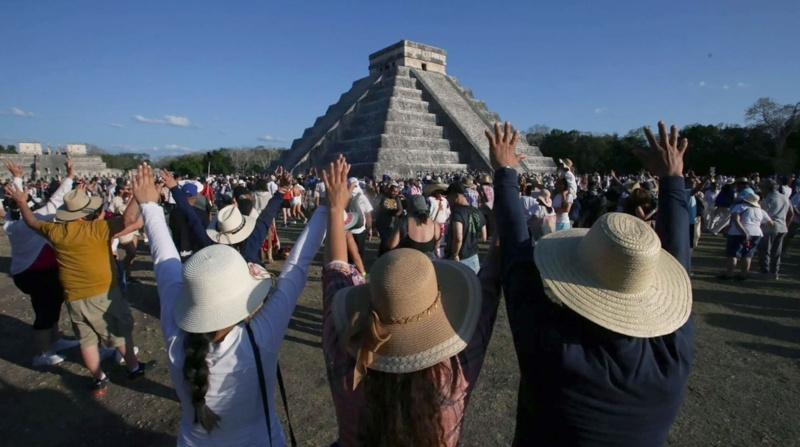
[183,332,221,433]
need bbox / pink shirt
[321,251,502,447]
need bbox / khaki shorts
[66,288,134,349]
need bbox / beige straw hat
[741,193,760,207]
[479,174,493,185]
[331,249,481,386]
[55,189,104,221]
[206,204,257,245]
[423,183,448,196]
[534,213,692,338]
[623,180,641,194]
[174,244,272,333]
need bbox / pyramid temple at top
[278,40,556,178]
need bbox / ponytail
[183,332,221,433]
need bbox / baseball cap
[181,184,198,197]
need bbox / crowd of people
[1,120,799,446]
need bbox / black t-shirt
[377,195,403,228]
[449,205,486,259]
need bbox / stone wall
[0,154,121,181]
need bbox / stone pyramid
[278,40,556,178]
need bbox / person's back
[399,215,438,256]
[762,191,790,233]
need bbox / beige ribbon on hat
[340,291,442,390]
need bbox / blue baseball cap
[181,183,198,197]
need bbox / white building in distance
[18,142,43,154]
[66,143,87,155]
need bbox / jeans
[556,221,571,231]
[758,232,786,274]
[459,254,481,274]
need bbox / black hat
[446,182,465,196]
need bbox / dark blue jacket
[170,185,284,265]
[494,167,694,447]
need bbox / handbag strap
[246,323,298,447]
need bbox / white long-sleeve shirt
[3,177,73,275]
[142,202,327,447]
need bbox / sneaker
[33,352,65,367]
[91,376,109,397]
[114,346,139,366]
[50,338,79,352]
[128,360,157,382]
[303,218,308,224]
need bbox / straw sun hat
[534,213,692,338]
[332,249,481,387]
[741,193,760,208]
[207,204,257,245]
[55,189,104,221]
[174,244,272,333]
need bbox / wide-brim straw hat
[423,183,448,196]
[534,213,692,338]
[174,244,272,333]
[741,193,760,208]
[623,180,641,194]
[479,174,493,184]
[207,204,257,245]
[734,177,749,184]
[461,177,476,188]
[55,189,104,221]
[332,249,482,374]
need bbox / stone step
[337,135,453,153]
[351,109,438,127]
[359,97,432,115]
[383,121,444,139]
[364,85,424,102]
[348,161,469,179]
[377,75,419,90]
[336,148,462,165]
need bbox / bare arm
[481,223,487,242]
[346,232,366,274]
[732,213,748,238]
[387,220,403,250]
[451,221,464,259]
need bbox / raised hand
[278,170,293,190]
[4,182,27,203]
[322,154,354,210]
[485,122,523,170]
[635,121,687,178]
[5,160,23,178]
[159,169,178,189]
[133,163,161,204]
[66,159,75,178]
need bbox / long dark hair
[358,359,460,447]
[183,332,221,433]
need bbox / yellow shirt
[37,218,124,302]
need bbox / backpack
[347,193,366,230]
[568,198,581,222]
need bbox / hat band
[68,196,94,213]
[381,291,441,325]
[217,215,246,235]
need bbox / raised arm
[637,122,691,272]
[161,170,213,250]
[251,204,328,352]
[133,164,183,337]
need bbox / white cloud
[723,85,730,90]
[133,114,201,128]
[258,135,287,142]
[698,81,706,87]
[737,82,749,87]
[11,107,35,117]
[110,123,124,128]
[594,107,607,114]
[163,144,191,151]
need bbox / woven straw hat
[534,213,692,337]
[174,244,272,333]
[55,189,104,221]
[206,204,257,245]
[332,249,482,377]
[623,180,641,194]
[479,174,493,184]
[741,193,760,208]
[423,183,448,196]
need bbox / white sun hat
[534,212,692,338]
[206,204,257,245]
[174,244,272,333]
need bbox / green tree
[7,144,17,153]
[168,154,204,176]
[745,97,800,173]
[202,149,234,174]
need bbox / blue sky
[1,0,798,157]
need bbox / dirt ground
[0,224,798,447]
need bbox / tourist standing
[721,193,774,281]
[9,183,150,396]
[552,177,574,231]
[387,194,440,259]
[445,182,486,273]
[375,184,403,256]
[3,160,79,366]
[758,180,793,279]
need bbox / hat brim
[55,196,104,222]
[534,229,692,338]
[331,260,482,373]
[206,215,257,245]
[423,184,448,195]
[173,270,272,333]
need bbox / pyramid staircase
[280,66,555,178]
